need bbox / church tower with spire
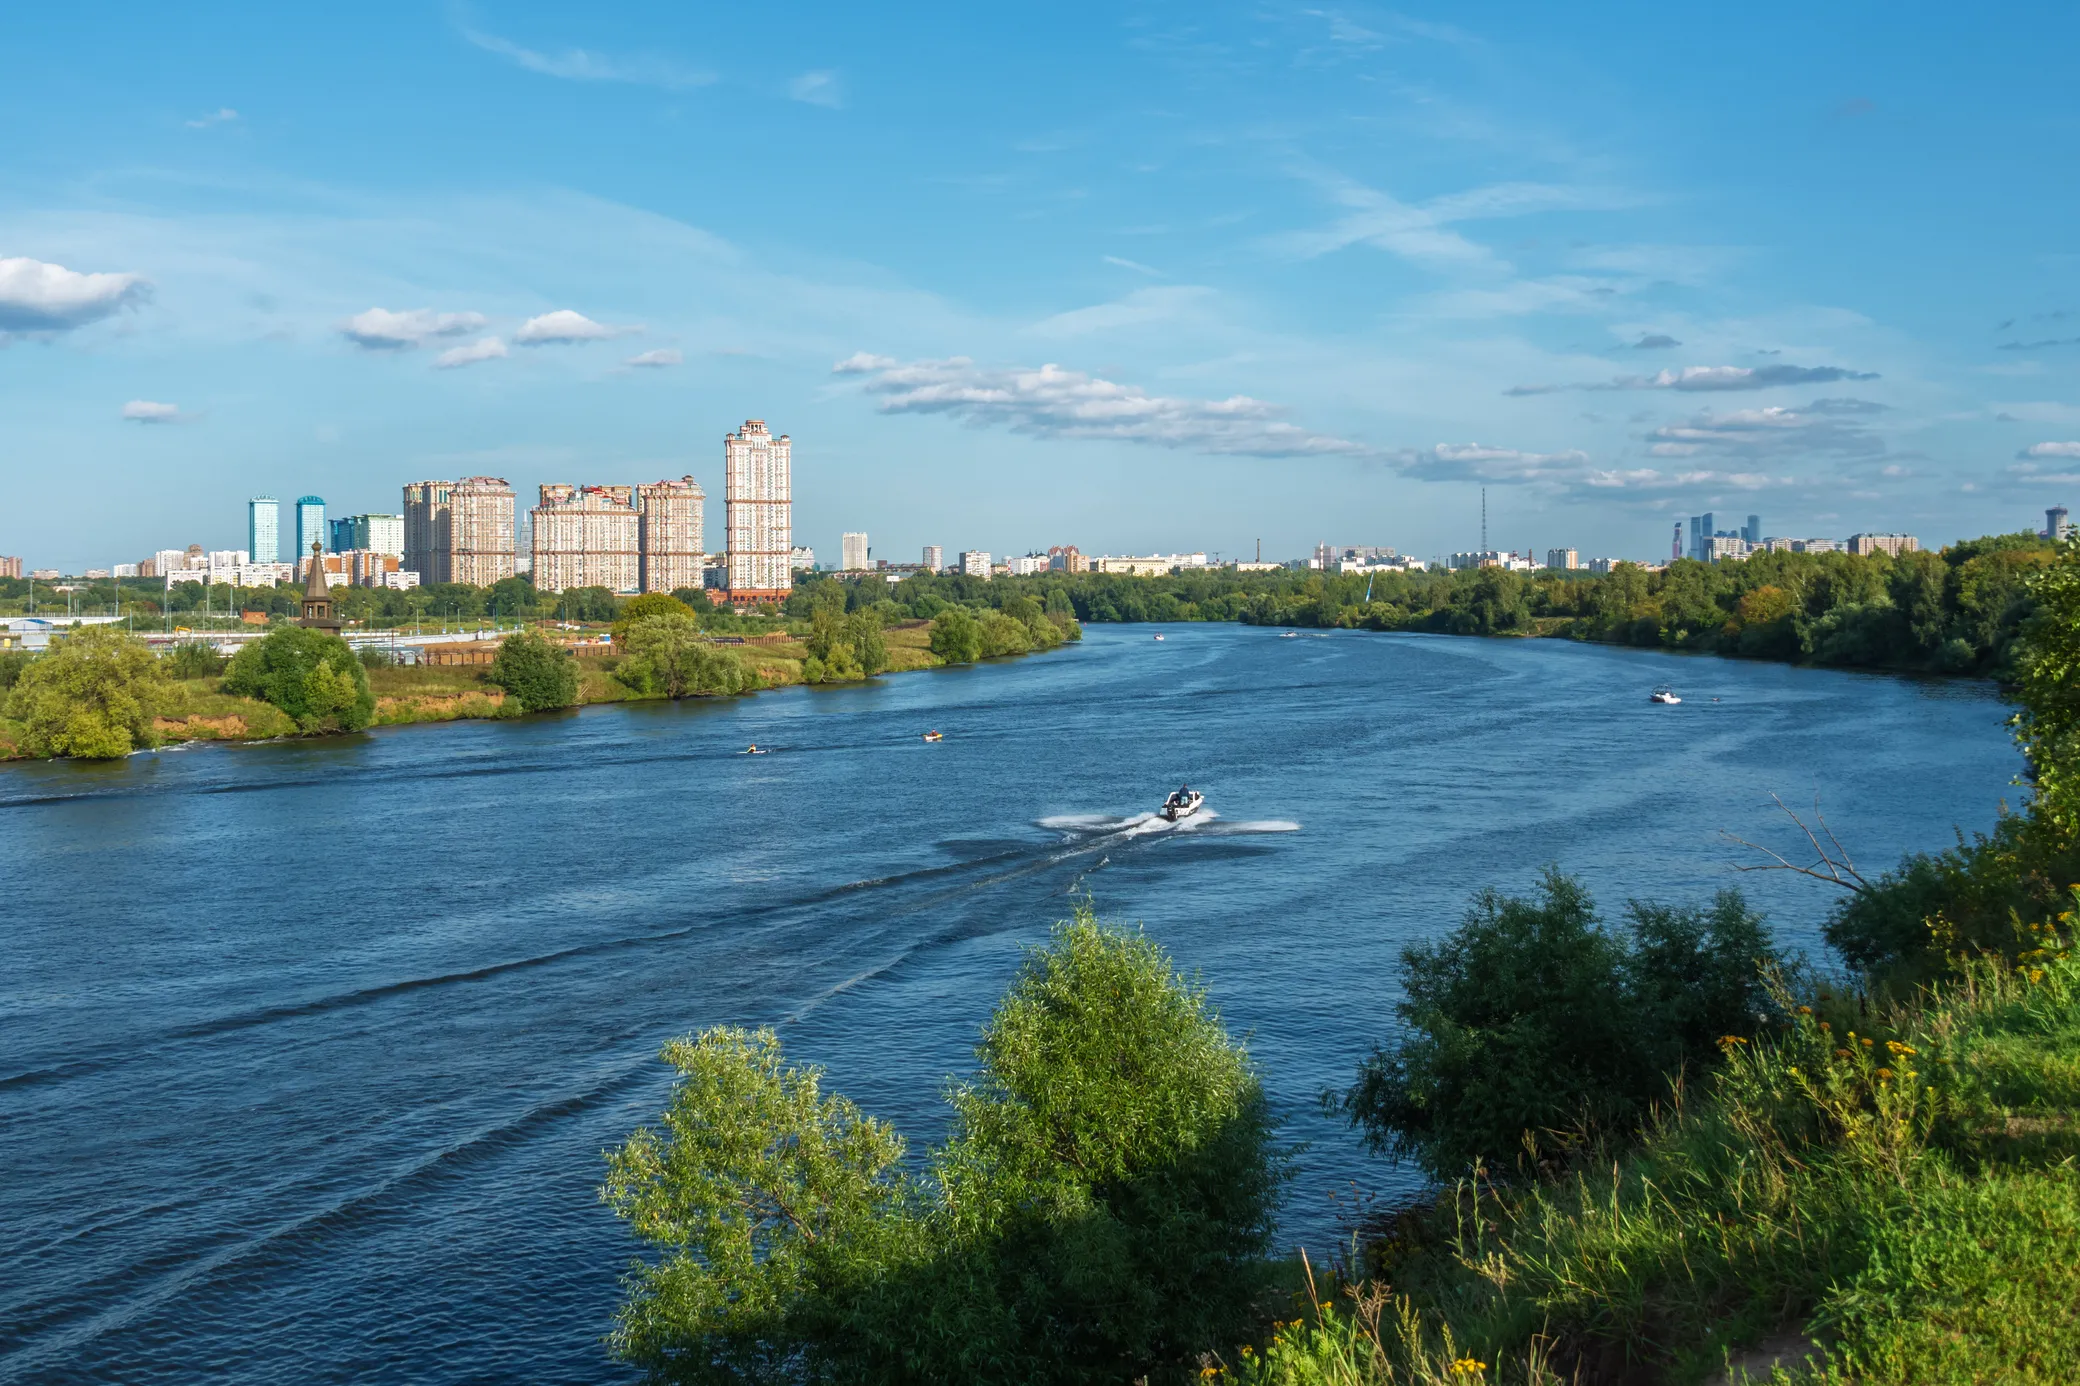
[298,540,341,632]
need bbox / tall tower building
[636,478,706,594]
[248,496,280,564]
[724,419,792,601]
[923,545,943,572]
[295,496,327,556]
[403,481,454,583]
[449,477,517,587]
[531,484,638,593]
[841,532,869,570]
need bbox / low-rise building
[1847,532,1919,557]
[1700,535,1751,563]
[29,569,60,581]
[789,546,817,572]
[1006,553,1048,577]
[1341,555,1426,573]
[1094,553,1207,576]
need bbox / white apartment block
[725,419,793,600]
[1006,553,1048,577]
[960,550,993,578]
[922,545,944,572]
[636,477,706,594]
[450,477,517,587]
[841,531,870,571]
[532,484,640,593]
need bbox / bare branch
[1720,793,1873,894]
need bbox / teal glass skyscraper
[295,496,326,556]
[249,496,280,564]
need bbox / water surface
[0,626,2021,1382]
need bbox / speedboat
[1278,631,1300,639]
[922,730,944,742]
[1650,686,1682,705]
[1152,633,1165,641]
[1160,787,1205,822]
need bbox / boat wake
[1035,811,1299,837]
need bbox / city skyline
[4,3,2078,571]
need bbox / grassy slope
[1234,944,2080,1385]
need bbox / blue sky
[4,1,2078,572]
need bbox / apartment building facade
[724,419,793,601]
[635,478,706,594]
[532,484,640,593]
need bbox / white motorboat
[1153,633,1165,641]
[1160,786,1205,822]
[1650,685,1682,704]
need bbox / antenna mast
[1481,488,1487,553]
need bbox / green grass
[1233,940,2080,1385]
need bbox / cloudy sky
[4,1,2078,571]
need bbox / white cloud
[1508,363,1881,395]
[1025,286,1213,338]
[459,24,713,88]
[1399,441,1784,495]
[434,336,508,369]
[340,307,487,349]
[514,309,638,344]
[185,108,239,128]
[0,256,151,332]
[121,400,182,423]
[623,347,681,368]
[2020,441,2080,459]
[787,70,843,107]
[1272,174,1632,270]
[1646,399,1887,462]
[833,353,1374,459]
[1102,255,1164,277]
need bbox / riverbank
[0,619,1018,761]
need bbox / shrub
[617,613,748,699]
[613,593,698,646]
[602,905,1286,1385]
[1339,869,1780,1180]
[222,625,375,732]
[0,649,34,691]
[928,606,983,664]
[488,630,581,712]
[977,609,1034,658]
[4,626,166,758]
[162,640,225,679]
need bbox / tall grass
[1236,936,2080,1385]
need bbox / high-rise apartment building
[1846,532,1919,558]
[2045,506,2072,542]
[331,513,405,557]
[403,480,454,582]
[841,532,869,570]
[532,484,639,593]
[1546,548,1579,570]
[961,550,992,578]
[295,496,327,556]
[724,419,792,601]
[249,496,280,564]
[449,478,517,587]
[635,478,706,594]
[0,556,21,580]
[922,545,944,572]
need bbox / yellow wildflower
[1876,1067,1894,1081]
[1886,1041,1916,1057]
[2030,968,2047,983]
[1718,1034,1749,1048]
[1449,1360,1487,1375]
[1860,1037,1874,1048]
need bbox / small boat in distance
[1160,785,1205,822]
[1650,686,1682,705]
[1278,631,1300,639]
[922,730,944,742]
[1152,633,1165,641]
[742,744,769,755]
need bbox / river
[0,624,2022,1383]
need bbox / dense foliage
[602,907,1285,1385]
[1340,870,1779,1181]
[162,640,224,679]
[487,630,581,712]
[616,614,750,699]
[222,625,376,732]
[3,626,165,758]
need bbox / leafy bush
[802,607,888,683]
[487,630,580,712]
[602,905,1286,1385]
[613,593,698,646]
[616,613,748,698]
[357,646,396,670]
[928,606,982,664]
[1340,869,1779,1180]
[0,649,33,691]
[4,627,166,758]
[222,625,375,732]
[162,640,225,679]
